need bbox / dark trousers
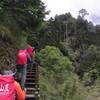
[16,64,27,88]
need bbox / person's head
[27,44,32,48]
[27,44,35,51]
[0,57,16,76]
[0,65,16,76]
[2,69,15,76]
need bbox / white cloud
[42,0,100,24]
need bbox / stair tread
[26,78,35,80]
[26,88,36,90]
[26,94,35,98]
[27,68,36,70]
[25,82,36,85]
[26,74,36,76]
[27,71,36,73]
[26,76,35,78]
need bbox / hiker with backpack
[27,44,35,63]
[16,49,31,89]
[0,68,26,100]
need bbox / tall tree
[79,9,89,19]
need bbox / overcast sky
[42,0,100,25]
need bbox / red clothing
[0,76,15,100]
[17,49,27,64]
[0,75,26,100]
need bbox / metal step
[26,88,36,91]
[26,94,35,98]
[27,69,36,71]
[25,83,36,88]
[27,72,36,74]
[26,74,36,76]
[26,76,36,80]
[27,68,36,70]
[27,71,36,73]
[26,78,36,82]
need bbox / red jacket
[0,75,26,100]
[0,76,15,100]
[17,49,28,64]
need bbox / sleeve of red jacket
[14,81,26,100]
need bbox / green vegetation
[0,0,100,99]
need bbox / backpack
[0,75,15,100]
[27,46,34,57]
[17,49,27,64]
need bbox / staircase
[25,63,40,100]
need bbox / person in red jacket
[16,49,30,88]
[0,69,26,100]
[27,44,35,64]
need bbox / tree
[79,9,89,19]
[36,46,73,71]
[37,46,90,100]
